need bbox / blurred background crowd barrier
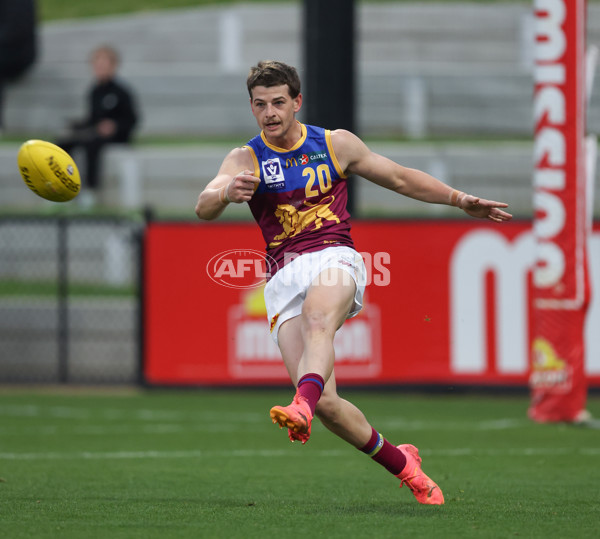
[0,216,143,383]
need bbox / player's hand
[459,194,513,223]
[225,170,260,203]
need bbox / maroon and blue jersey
[244,123,354,270]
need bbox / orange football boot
[270,394,312,444]
[396,444,445,505]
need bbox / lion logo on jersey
[269,195,340,247]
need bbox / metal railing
[0,216,144,384]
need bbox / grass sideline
[38,0,537,23]
[0,389,599,538]
[39,0,289,22]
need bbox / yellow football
[17,140,81,202]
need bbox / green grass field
[38,0,538,22]
[1,389,599,538]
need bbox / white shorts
[264,246,367,345]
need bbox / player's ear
[293,93,302,113]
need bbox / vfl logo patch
[262,158,285,187]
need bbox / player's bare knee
[301,309,331,338]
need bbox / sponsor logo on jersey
[307,151,327,163]
[285,152,328,168]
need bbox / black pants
[56,129,121,191]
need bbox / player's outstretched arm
[330,129,513,223]
[195,147,259,220]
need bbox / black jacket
[84,78,138,142]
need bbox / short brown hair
[246,60,301,99]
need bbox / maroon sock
[296,373,325,414]
[359,428,407,476]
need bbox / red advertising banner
[143,221,600,389]
[530,0,591,421]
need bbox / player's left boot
[396,444,445,505]
[270,394,312,444]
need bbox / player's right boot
[396,444,445,505]
[270,394,313,444]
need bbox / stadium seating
[0,141,541,216]
[1,3,562,137]
[1,3,600,215]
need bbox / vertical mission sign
[530,0,592,422]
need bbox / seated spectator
[56,45,138,207]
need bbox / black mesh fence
[0,216,143,384]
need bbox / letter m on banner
[530,0,593,422]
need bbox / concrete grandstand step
[0,140,573,218]
[2,135,598,218]
[96,141,541,216]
